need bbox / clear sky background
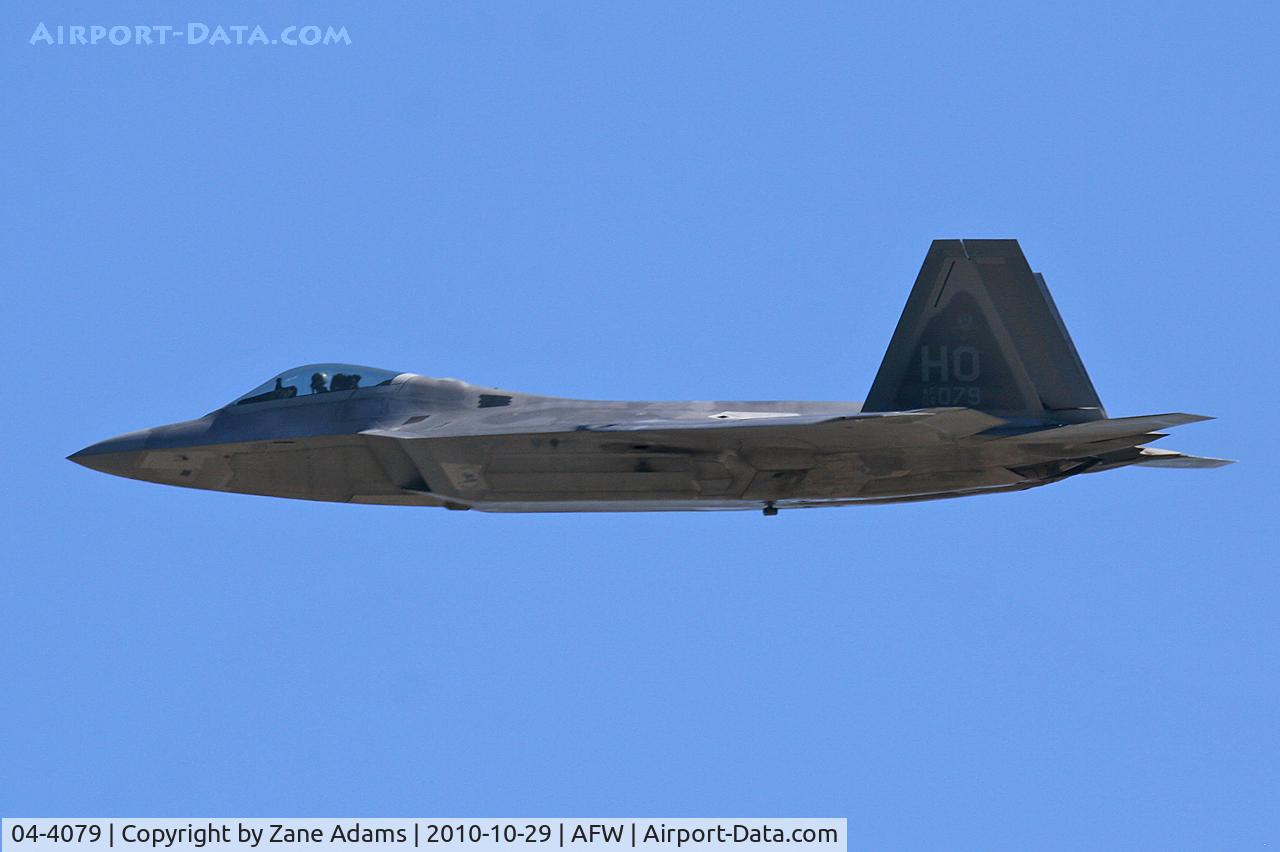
[2,2,1276,847]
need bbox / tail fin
[864,239,1105,420]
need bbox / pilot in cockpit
[233,364,398,407]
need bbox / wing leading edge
[361,407,1007,443]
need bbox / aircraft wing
[361,407,1006,445]
[581,412,911,432]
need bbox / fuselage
[70,241,1227,513]
[67,369,1126,513]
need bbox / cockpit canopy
[232,364,405,406]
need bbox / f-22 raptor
[70,239,1229,514]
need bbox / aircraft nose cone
[67,428,151,478]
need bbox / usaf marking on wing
[70,240,1230,515]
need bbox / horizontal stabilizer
[1134,448,1235,468]
[1001,413,1212,445]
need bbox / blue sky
[2,2,1276,847]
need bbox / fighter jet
[69,239,1229,514]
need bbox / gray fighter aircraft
[70,239,1229,514]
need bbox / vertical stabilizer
[863,239,1105,420]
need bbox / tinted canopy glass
[233,364,404,406]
